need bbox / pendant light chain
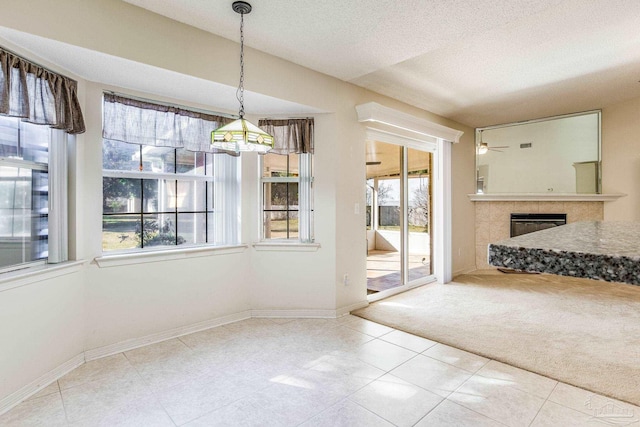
[236,11,245,119]
[211,2,274,154]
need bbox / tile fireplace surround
[475,201,604,269]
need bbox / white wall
[0,0,477,406]
[0,271,85,404]
[451,131,476,274]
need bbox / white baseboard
[251,302,370,319]
[336,300,369,317]
[84,310,251,361]
[0,353,84,416]
[251,309,338,318]
[453,266,480,276]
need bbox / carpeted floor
[353,271,640,406]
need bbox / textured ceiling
[0,27,322,117]
[2,1,639,127]
[121,0,640,127]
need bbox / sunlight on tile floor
[1,316,638,426]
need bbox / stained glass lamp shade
[212,117,274,153]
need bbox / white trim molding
[252,242,321,252]
[251,309,337,318]
[94,244,248,268]
[336,300,369,317]
[0,353,84,416]
[434,139,453,284]
[364,127,437,150]
[0,260,85,293]
[468,193,626,202]
[356,102,464,143]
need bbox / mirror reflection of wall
[476,111,600,194]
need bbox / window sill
[94,244,249,268]
[252,242,321,252]
[0,260,86,293]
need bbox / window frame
[101,144,219,253]
[260,152,313,243]
[0,116,69,274]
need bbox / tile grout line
[527,381,559,427]
[119,350,178,426]
[437,362,511,427]
[56,385,71,425]
[347,397,399,426]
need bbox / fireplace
[510,213,567,237]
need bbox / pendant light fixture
[211,1,274,153]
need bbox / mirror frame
[475,110,602,194]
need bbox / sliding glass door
[366,141,433,298]
[407,148,432,282]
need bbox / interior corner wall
[602,95,640,221]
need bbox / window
[261,153,313,241]
[258,118,314,243]
[0,116,67,271]
[0,47,81,273]
[102,94,240,253]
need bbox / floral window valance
[0,46,85,134]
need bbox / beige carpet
[353,271,640,406]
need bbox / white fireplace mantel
[468,193,626,202]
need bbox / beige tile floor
[2,316,639,426]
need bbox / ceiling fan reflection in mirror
[477,130,509,154]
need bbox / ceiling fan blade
[489,148,504,152]
[489,145,509,149]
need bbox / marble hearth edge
[475,201,604,269]
[488,221,640,285]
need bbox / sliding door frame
[366,134,437,303]
[357,102,460,288]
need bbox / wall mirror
[475,110,601,194]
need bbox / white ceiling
[121,0,640,127]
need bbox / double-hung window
[258,119,314,243]
[0,117,50,270]
[101,94,240,253]
[0,46,83,272]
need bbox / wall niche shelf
[468,193,626,202]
